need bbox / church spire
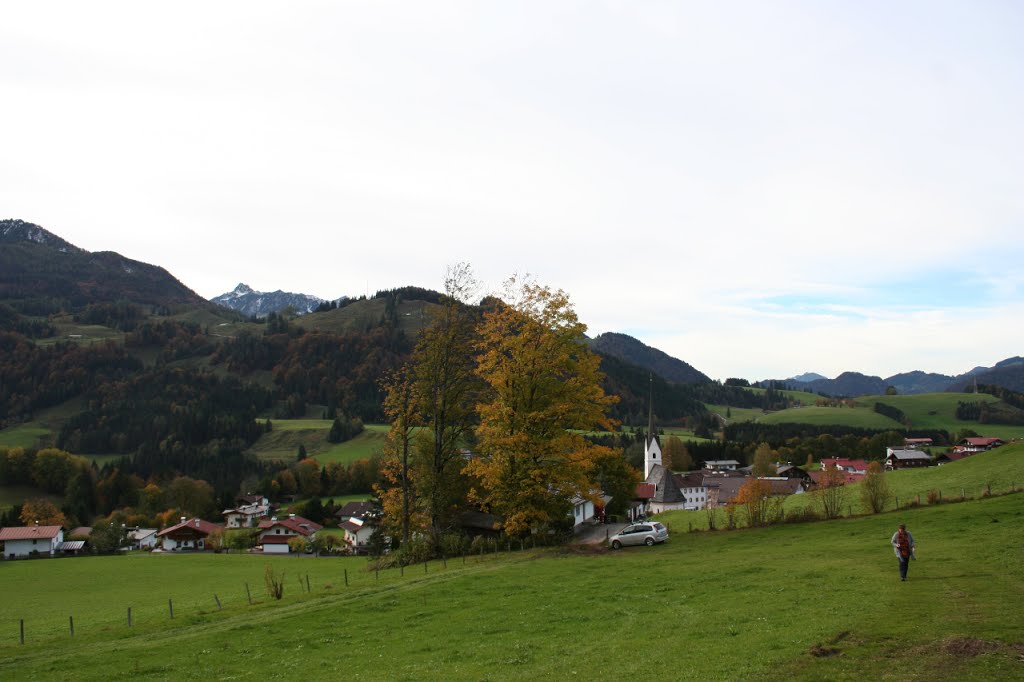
[647,373,656,447]
[644,373,662,479]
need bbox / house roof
[704,460,740,467]
[937,451,969,462]
[887,450,932,461]
[340,520,366,533]
[960,437,1004,447]
[645,464,685,504]
[157,518,222,537]
[0,525,62,541]
[635,483,656,500]
[257,515,323,536]
[673,472,705,488]
[821,458,869,471]
[129,528,157,540]
[69,526,93,537]
[335,501,375,519]
[59,540,86,551]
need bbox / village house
[128,527,158,550]
[257,514,322,554]
[885,448,933,470]
[157,517,222,551]
[935,451,970,466]
[703,477,808,507]
[222,500,270,528]
[953,437,1006,453]
[334,500,375,524]
[704,459,741,472]
[340,516,375,554]
[775,464,813,482]
[673,472,708,510]
[820,458,869,475]
[0,525,65,558]
[904,437,933,449]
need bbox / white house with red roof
[0,525,64,558]
[257,514,322,554]
[157,517,222,551]
[820,458,869,475]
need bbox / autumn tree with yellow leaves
[468,278,618,536]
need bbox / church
[642,414,688,514]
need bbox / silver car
[610,522,669,549]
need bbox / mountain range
[211,283,330,318]
[1,218,1021,398]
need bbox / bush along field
[1,482,1022,679]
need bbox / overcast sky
[3,2,1022,381]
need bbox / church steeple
[644,373,661,479]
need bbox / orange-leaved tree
[468,277,617,536]
[734,477,773,527]
[19,498,67,527]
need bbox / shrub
[926,489,941,505]
[264,565,285,600]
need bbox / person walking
[891,523,916,581]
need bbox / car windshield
[653,523,665,530]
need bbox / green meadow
[247,421,389,464]
[1,490,1021,680]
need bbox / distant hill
[948,357,1024,393]
[0,219,206,310]
[588,332,710,385]
[211,283,328,318]
[781,358,1023,398]
[788,372,826,383]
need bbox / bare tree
[816,467,847,519]
[860,461,892,513]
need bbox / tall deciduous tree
[410,264,481,543]
[751,443,777,477]
[377,368,424,546]
[663,436,693,472]
[469,278,617,536]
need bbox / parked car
[610,522,669,549]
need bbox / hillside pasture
[705,403,765,423]
[1,493,1021,680]
[247,421,388,465]
[858,392,1024,440]
[757,405,903,429]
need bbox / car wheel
[611,540,622,550]
[645,537,654,546]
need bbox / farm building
[885,448,933,470]
[340,517,375,553]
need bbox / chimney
[181,517,187,524]
[289,514,295,519]
[195,519,201,528]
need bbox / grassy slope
[658,443,1024,533]
[247,421,388,464]
[758,406,904,429]
[1,494,1021,680]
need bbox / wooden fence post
[246,582,253,605]
[214,594,222,611]
[69,615,74,637]
[169,598,174,619]
[344,569,349,587]
[306,574,311,593]
[128,607,132,628]
[20,619,24,645]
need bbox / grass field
[758,406,904,429]
[247,421,389,464]
[705,403,767,423]
[1,489,1021,679]
[0,485,63,513]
